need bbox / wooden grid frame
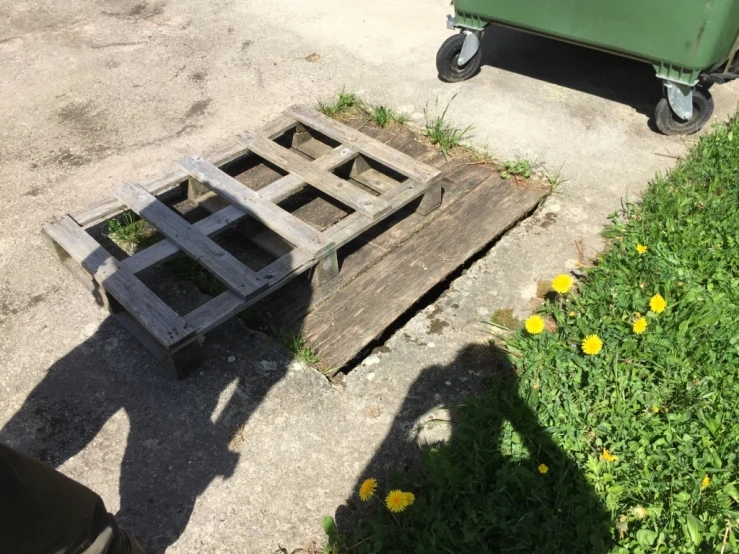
[43,105,442,376]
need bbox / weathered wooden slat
[302,176,547,370]
[237,130,391,220]
[352,168,398,194]
[177,156,334,258]
[285,104,441,186]
[71,114,297,227]
[122,145,358,274]
[43,216,193,348]
[113,181,265,301]
[293,137,333,159]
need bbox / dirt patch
[190,70,207,83]
[185,99,212,118]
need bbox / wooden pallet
[43,105,442,376]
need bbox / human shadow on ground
[0,307,294,553]
[335,342,612,553]
[476,24,661,117]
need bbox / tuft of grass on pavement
[330,118,739,553]
[422,94,473,158]
[317,89,363,119]
[270,327,321,367]
[544,163,568,189]
[367,104,408,128]
[500,159,532,180]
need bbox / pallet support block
[416,183,443,216]
[312,249,339,286]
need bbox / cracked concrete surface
[2,0,739,552]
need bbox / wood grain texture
[177,156,334,258]
[113,181,265,301]
[237,130,391,219]
[298,175,547,370]
[43,216,193,348]
[71,114,297,227]
[286,104,442,186]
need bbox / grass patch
[544,163,568,188]
[330,119,739,552]
[270,327,321,367]
[367,105,408,128]
[422,95,473,158]
[317,89,363,119]
[500,159,532,180]
[106,213,150,250]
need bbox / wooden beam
[113,181,265,301]
[177,156,334,258]
[285,104,441,186]
[302,176,545,370]
[43,216,194,348]
[237,130,391,220]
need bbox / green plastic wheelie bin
[437,0,739,135]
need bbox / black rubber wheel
[436,33,482,83]
[654,87,714,136]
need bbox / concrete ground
[2,0,738,552]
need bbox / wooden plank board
[43,216,193,348]
[285,105,442,186]
[260,154,481,328]
[71,114,297,227]
[122,145,358,275]
[237,130,391,219]
[296,175,547,370]
[177,156,335,258]
[113,181,265,301]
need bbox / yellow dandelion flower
[632,317,647,335]
[636,244,648,254]
[600,448,618,462]
[631,506,648,520]
[582,334,603,356]
[568,311,576,317]
[651,406,660,413]
[358,478,377,501]
[402,492,415,507]
[702,475,711,489]
[532,383,540,390]
[650,294,666,314]
[538,464,549,474]
[385,490,408,513]
[552,274,574,294]
[525,315,545,335]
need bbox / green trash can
[437,0,739,135]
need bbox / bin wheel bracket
[458,31,481,67]
[664,81,694,121]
